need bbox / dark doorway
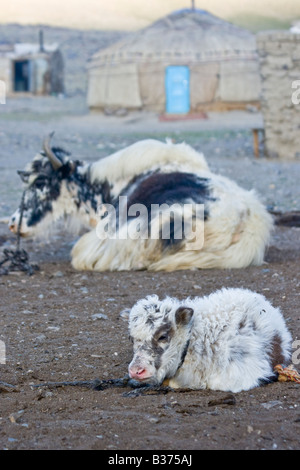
[14,60,30,92]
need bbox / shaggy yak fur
[127,288,292,393]
[10,138,273,271]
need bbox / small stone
[91,313,108,320]
[9,409,25,423]
[147,416,160,424]
[47,326,60,331]
[261,400,282,410]
[53,271,64,277]
[34,334,46,343]
[37,389,53,400]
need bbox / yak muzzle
[128,357,156,382]
[8,212,31,237]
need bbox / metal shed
[0,37,64,96]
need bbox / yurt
[87,9,261,114]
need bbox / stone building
[256,31,300,159]
[87,9,261,114]
[0,35,64,96]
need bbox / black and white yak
[126,288,292,393]
[9,134,273,271]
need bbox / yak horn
[43,132,62,170]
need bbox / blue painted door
[165,66,190,114]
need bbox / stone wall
[256,31,300,159]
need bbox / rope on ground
[0,191,39,276]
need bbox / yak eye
[33,178,47,189]
[158,334,168,342]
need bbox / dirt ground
[0,221,299,451]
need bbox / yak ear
[175,306,194,326]
[17,170,31,183]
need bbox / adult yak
[9,134,272,271]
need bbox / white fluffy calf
[127,288,292,393]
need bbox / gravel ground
[1,94,299,220]
[0,24,299,452]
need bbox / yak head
[8,133,96,238]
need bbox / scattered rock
[36,389,53,400]
[261,400,282,410]
[9,409,25,423]
[53,271,64,277]
[34,334,46,343]
[147,416,160,424]
[91,313,108,320]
